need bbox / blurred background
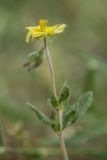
[0,0,107,159]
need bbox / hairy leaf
[59,82,70,104]
[49,111,58,131]
[48,90,58,108]
[27,102,54,127]
[63,110,79,129]
[63,91,93,129]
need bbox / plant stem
[59,132,69,160]
[43,38,57,98]
[43,38,69,160]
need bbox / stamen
[39,19,48,32]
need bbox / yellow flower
[26,19,66,43]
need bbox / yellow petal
[26,26,35,30]
[32,32,45,38]
[25,21,66,42]
[26,31,32,43]
[54,24,66,33]
[26,26,40,32]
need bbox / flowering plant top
[26,19,66,43]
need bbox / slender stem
[43,38,69,160]
[44,38,57,97]
[59,132,69,160]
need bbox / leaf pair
[49,82,70,108]
[23,47,45,71]
[27,91,93,132]
[63,91,93,129]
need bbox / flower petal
[26,31,32,43]
[26,26,41,32]
[25,21,66,42]
[54,24,66,33]
[32,32,45,38]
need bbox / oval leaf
[59,82,70,104]
[48,90,58,108]
[63,91,93,129]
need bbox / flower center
[39,19,48,32]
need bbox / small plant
[24,19,93,160]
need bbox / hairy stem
[43,38,69,160]
[59,132,69,160]
[43,38,57,97]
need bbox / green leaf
[63,91,93,129]
[50,111,56,123]
[49,111,58,131]
[26,102,53,127]
[63,110,79,129]
[49,111,61,132]
[59,82,70,104]
[73,91,93,117]
[27,103,59,132]
[23,47,44,71]
[48,90,58,108]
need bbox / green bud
[23,47,44,71]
